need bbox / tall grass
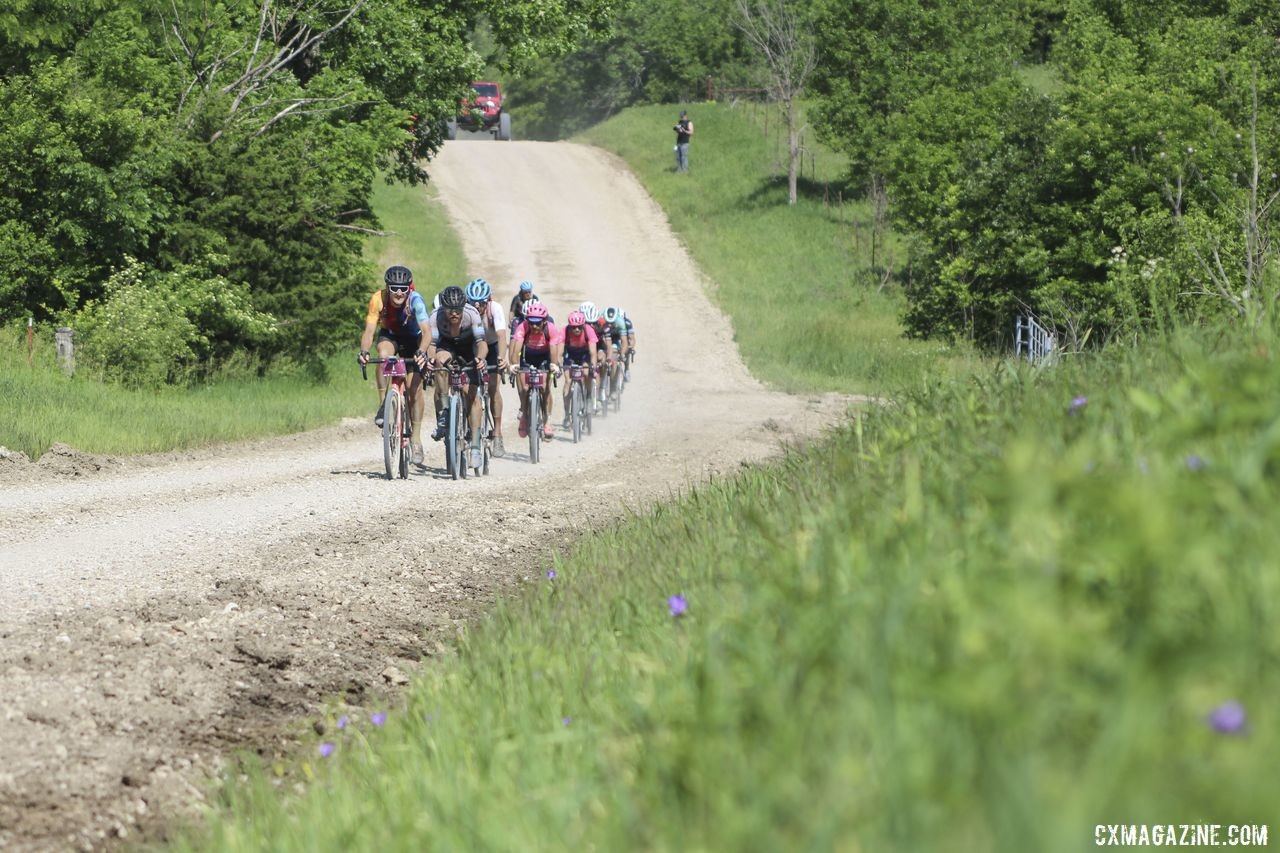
[577,103,976,394]
[0,179,465,460]
[364,176,468,287]
[180,324,1278,852]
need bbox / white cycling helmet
[579,302,600,323]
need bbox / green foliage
[0,163,466,458]
[0,57,165,316]
[809,0,1033,183]
[813,0,1280,346]
[73,256,280,387]
[508,0,757,140]
[577,102,969,394]
[177,323,1280,852]
[0,0,613,376]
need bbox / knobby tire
[529,388,541,464]
[382,387,403,481]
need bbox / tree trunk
[787,98,799,206]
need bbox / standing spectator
[673,110,693,173]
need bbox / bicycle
[515,364,557,463]
[361,356,424,480]
[565,362,593,443]
[593,359,609,420]
[433,360,480,481]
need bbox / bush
[74,256,279,388]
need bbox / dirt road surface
[0,141,853,850]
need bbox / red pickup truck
[446,81,512,141]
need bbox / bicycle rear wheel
[612,367,622,413]
[529,388,541,463]
[382,388,403,480]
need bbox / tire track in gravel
[0,140,857,851]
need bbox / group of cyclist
[358,265,636,469]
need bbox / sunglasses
[445,307,463,316]
[388,285,410,294]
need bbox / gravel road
[0,141,855,850]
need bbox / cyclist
[466,278,509,457]
[508,301,563,440]
[358,265,429,465]
[509,280,536,332]
[581,302,612,414]
[622,311,637,381]
[560,309,600,428]
[426,285,489,470]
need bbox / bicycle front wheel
[529,388,541,464]
[571,384,583,443]
[382,388,403,480]
[446,394,460,480]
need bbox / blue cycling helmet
[519,280,534,293]
[466,278,491,302]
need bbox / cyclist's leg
[373,335,397,422]
[485,346,504,444]
[515,364,531,437]
[430,350,453,439]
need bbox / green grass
[179,324,1280,852]
[0,178,465,460]
[577,102,977,395]
[365,176,468,289]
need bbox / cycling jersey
[562,324,598,363]
[366,289,429,340]
[474,300,508,345]
[509,292,535,324]
[512,319,563,353]
[590,318,612,345]
[431,304,486,359]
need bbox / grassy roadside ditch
[0,179,464,460]
[182,325,1279,852]
[577,102,976,395]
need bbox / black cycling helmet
[440,285,467,309]
[384,265,413,287]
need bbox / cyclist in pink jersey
[508,302,563,440]
[560,310,600,427]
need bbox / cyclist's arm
[426,310,441,361]
[361,291,382,353]
[508,321,525,366]
[360,319,377,355]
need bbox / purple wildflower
[370,711,387,727]
[318,742,336,758]
[547,569,556,580]
[1185,454,1206,471]
[1068,395,1088,415]
[337,715,349,730]
[668,594,688,617]
[562,716,572,726]
[1206,701,1247,734]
